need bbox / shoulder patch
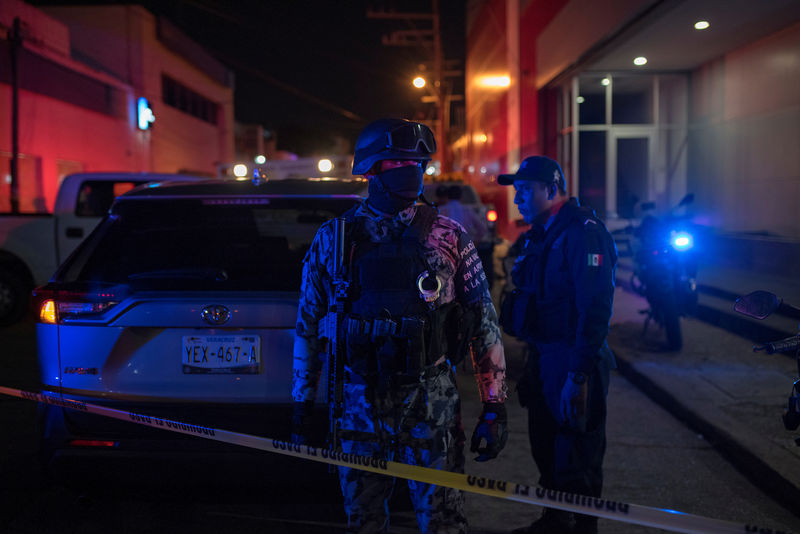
[588,253,603,267]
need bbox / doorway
[614,135,650,219]
[558,74,687,223]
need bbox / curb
[693,302,796,347]
[612,352,800,521]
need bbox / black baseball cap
[497,156,564,186]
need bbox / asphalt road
[1,293,799,533]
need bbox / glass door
[609,130,654,220]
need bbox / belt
[344,316,425,342]
[345,360,450,383]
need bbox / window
[578,76,608,125]
[557,73,689,218]
[578,131,607,219]
[75,181,144,217]
[0,152,45,213]
[161,75,219,125]
[60,197,359,291]
[612,77,653,124]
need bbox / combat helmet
[352,118,437,175]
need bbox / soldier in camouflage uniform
[292,118,508,534]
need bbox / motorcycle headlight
[670,231,694,251]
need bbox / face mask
[367,165,423,214]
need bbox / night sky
[32,0,466,155]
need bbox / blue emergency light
[670,231,694,251]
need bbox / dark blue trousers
[524,343,610,498]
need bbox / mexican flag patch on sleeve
[588,254,603,267]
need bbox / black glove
[470,402,508,462]
[291,400,315,445]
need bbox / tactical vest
[340,204,466,382]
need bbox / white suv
[34,178,365,471]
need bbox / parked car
[33,177,365,474]
[0,172,207,326]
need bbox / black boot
[511,508,574,534]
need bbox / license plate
[182,335,260,374]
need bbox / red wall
[0,85,137,212]
[465,0,510,234]
[464,0,567,238]
[519,0,567,159]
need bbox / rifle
[326,217,348,452]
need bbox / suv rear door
[41,195,358,407]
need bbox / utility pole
[431,0,447,172]
[367,1,452,172]
[9,17,22,214]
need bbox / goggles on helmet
[387,122,437,153]
[365,122,437,156]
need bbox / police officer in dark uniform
[498,156,617,534]
[292,118,508,534]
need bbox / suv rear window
[57,196,358,291]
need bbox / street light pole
[432,0,448,172]
[367,2,452,172]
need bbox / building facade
[0,0,234,213]
[463,0,800,255]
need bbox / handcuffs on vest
[416,270,443,305]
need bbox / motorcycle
[734,290,800,446]
[629,194,698,351]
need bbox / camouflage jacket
[292,200,507,404]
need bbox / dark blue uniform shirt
[511,198,617,374]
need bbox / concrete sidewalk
[608,283,800,518]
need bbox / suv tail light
[39,300,57,324]
[33,285,125,324]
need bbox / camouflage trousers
[337,363,467,534]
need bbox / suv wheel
[0,268,29,326]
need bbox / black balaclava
[367,164,424,215]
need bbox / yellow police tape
[0,385,794,534]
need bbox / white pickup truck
[0,172,205,325]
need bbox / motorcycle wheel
[663,295,683,351]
